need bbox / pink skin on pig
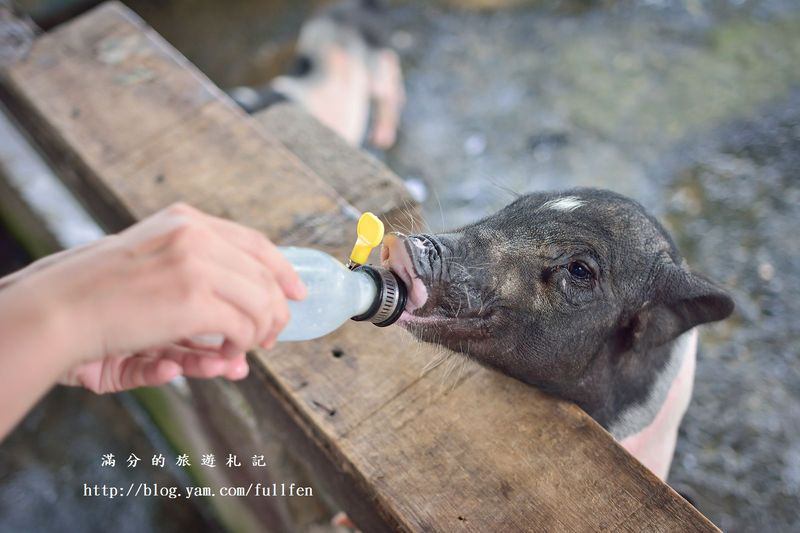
[620,328,697,480]
[381,233,428,319]
[274,44,371,147]
[275,44,404,149]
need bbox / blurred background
[1,0,799,531]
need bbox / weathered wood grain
[254,102,415,222]
[0,3,719,531]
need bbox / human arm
[0,203,305,438]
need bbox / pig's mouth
[380,233,430,315]
[381,233,495,341]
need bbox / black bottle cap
[350,265,407,327]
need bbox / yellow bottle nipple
[349,212,384,268]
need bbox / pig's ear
[629,261,734,352]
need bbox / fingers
[162,346,249,380]
[117,356,182,390]
[258,275,289,350]
[222,353,250,380]
[86,348,250,393]
[197,212,307,300]
[101,349,249,392]
[204,262,289,356]
[160,202,306,298]
[72,203,298,362]
[177,337,225,352]
[188,295,258,358]
[66,355,182,392]
[199,232,294,329]
[167,346,227,377]
[196,235,291,348]
[154,205,294,353]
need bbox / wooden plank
[253,102,423,268]
[0,3,720,531]
[254,102,415,222]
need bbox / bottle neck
[350,265,407,327]
[349,268,380,318]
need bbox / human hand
[6,202,305,393]
[57,342,250,394]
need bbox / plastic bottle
[277,247,407,341]
[191,213,403,347]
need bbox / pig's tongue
[381,236,429,313]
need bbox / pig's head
[382,188,734,423]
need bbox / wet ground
[4,0,799,531]
[661,91,800,531]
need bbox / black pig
[382,188,734,479]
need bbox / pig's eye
[567,261,592,280]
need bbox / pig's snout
[381,233,430,315]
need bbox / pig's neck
[564,328,697,440]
